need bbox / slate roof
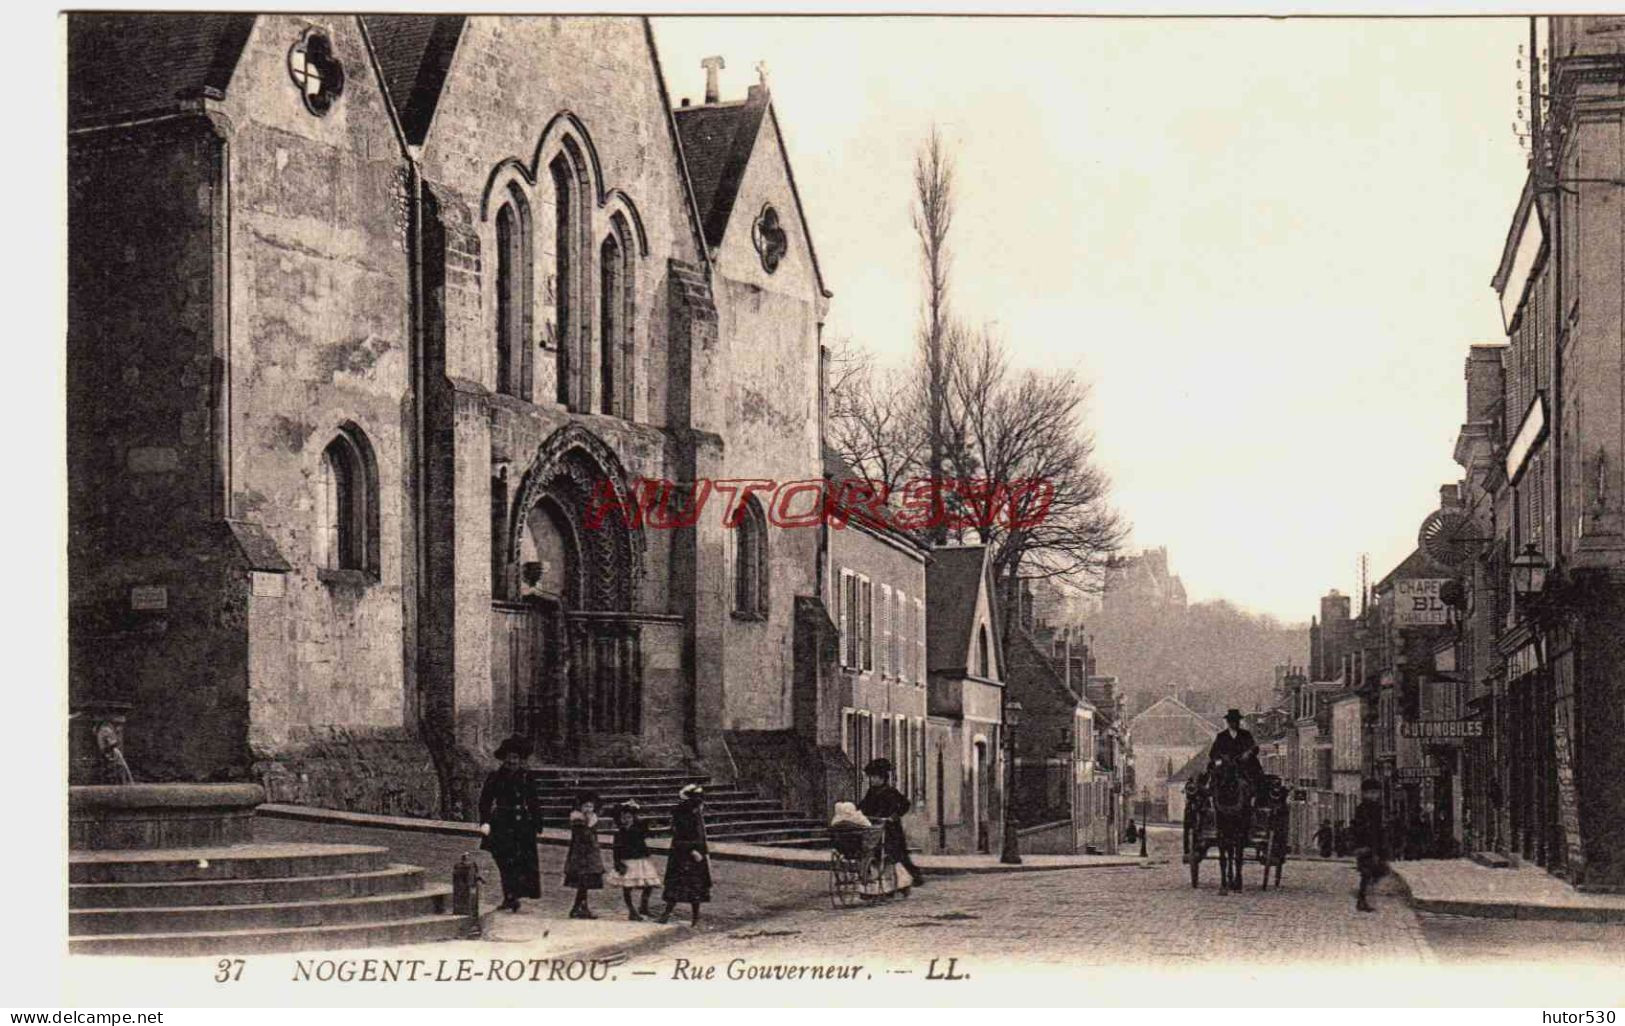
[927,545,997,676]
[673,100,767,250]
[1128,696,1221,747]
[359,15,464,145]
[822,445,928,555]
[68,13,255,128]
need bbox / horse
[1207,756,1252,895]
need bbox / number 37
[215,958,245,983]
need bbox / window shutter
[916,598,926,684]
[880,584,892,677]
[837,570,849,667]
[861,578,873,671]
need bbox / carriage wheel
[856,851,884,902]
[830,852,859,909]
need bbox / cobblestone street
[638,852,1435,972]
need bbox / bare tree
[913,126,956,545]
[948,327,1127,648]
[826,334,925,493]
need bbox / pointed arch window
[318,425,378,578]
[730,495,769,620]
[598,212,636,418]
[494,186,532,400]
[549,148,591,410]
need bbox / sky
[651,17,1529,624]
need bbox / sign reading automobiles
[1400,720,1484,740]
[1394,578,1450,627]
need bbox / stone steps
[70,864,426,909]
[71,886,452,936]
[529,766,822,847]
[68,843,463,956]
[70,843,391,884]
[70,912,467,957]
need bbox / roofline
[1492,174,1537,293]
[643,18,715,279]
[763,101,832,300]
[355,15,411,160]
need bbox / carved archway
[507,424,645,612]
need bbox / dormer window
[289,30,344,116]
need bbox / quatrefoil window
[752,204,788,274]
[288,30,345,116]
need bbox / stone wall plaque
[129,585,168,611]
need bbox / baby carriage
[827,803,904,908]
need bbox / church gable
[676,89,828,303]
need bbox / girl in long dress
[658,784,712,926]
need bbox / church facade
[68,14,828,817]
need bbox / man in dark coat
[479,736,542,912]
[1351,778,1389,912]
[659,783,712,926]
[858,757,925,888]
[1208,709,1262,788]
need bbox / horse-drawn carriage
[1184,760,1290,893]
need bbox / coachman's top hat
[1224,709,1243,724]
[494,735,532,760]
[863,757,893,777]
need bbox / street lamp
[1139,787,1149,857]
[1000,699,1023,865]
[1511,542,1548,598]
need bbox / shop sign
[1397,767,1443,780]
[1395,579,1450,627]
[1400,720,1484,740]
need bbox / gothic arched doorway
[493,425,646,763]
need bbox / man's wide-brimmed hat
[574,790,599,809]
[678,783,704,800]
[493,735,532,760]
[1224,709,1243,723]
[863,757,893,776]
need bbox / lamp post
[1000,699,1023,865]
[1139,787,1149,857]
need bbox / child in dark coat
[563,791,605,920]
[1352,778,1389,912]
[607,801,659,920]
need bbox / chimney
[701,56,725,104]
[680,97,691,107]
[1440,483,1461,508]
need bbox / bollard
[453,853,483,936]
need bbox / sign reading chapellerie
[1394,579,1450,627]
[1400,720,1484,740]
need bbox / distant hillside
[1080,599,1308,718]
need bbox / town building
[1003,622,1118,854]
[924,545,1009,854]
[1468,16,1625,887]
[67,14,830,818]
[1125,695,1218,822]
